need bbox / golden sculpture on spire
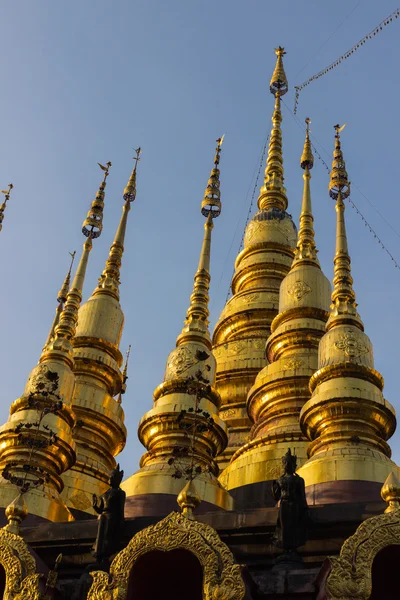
[298,127,396,503]
[0,183,13,231]
[122,138,233,511]
[0,165,107,522]
[62,153,140,515]
[44,251,76,349]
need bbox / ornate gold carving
[166,346,195,375]
[87,511,245,600]
[325,509,400,599]
[220,408,236,419]
[284,358,303,370]
[287,281,311,301]
[244,292,260,303]
[28,364,59,395]
[252,339,264,350]
[230,341,246,354]
[334,332,369,359]
[69,490,92,511]
[0,528,41,599]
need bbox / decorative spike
[95,151,141,300]
[270,46,288,96]
[381,470,400,512]
[292,118,318,267]
[0,183,13,232]
[44,251,76,349]
[3,493,28,535]
[117,345,131,404]
[258,49,288,212]
[201,136,223,218]
[178,139,223,346]
[82,162,111,238]
[49,166,108,355]
[327,126,360,329]
[123,147,141,202]
[177,480,201,520]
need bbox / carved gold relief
[283,358,303,370]
[325,509,400,599]
[287,281,312,301]
[69,490,92,511]
[334,332,369,359]
[0,528,41,599]
[244,292,260,303]
[87,511,245,600]
[166,346,195,376]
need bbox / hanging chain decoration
[293,8,400,115]
[225,135,269,302]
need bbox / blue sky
[1,1,399,476]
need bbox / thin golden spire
[327,125,362,330]
[44,251,76,348]
[44,163,109,359]
[0,184,13,231]
[258,47,288,212]
[177,137,223,347]
[95,148,141,300]
[292,118,319,267]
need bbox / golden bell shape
[381,470,400,513]
[4,494,28,535]
[177,480,201,520]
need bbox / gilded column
[298,126,396,503]
[0,165,108,521]
[212,48,297,470]
[61,151,141,515]
[219,120,331,499]
[122,139,233,512]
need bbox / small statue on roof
[272,449,308,564]
[92,464,126,565]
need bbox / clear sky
[0,1,399,477]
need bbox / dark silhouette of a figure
[272,449,308,558]
[93,464,126,564]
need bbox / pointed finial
[57,250,76,303]
[381,470,400,513]
[82,162,111,238]
[329,124,350,200]
[117,344,131,404]
[201,136,224,219]
[95,151,141,299]
[177,480,201,519]
[270,47,288,96]
[300,118,314,170]
[258,49,289,211]
[4,493,28,535]
[327,125,361,329]
[123,147,141,202]
[0,183,13,231]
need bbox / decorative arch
[87,511,245,600]
[323,508,400,599]
[0,528,41,600]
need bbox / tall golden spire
[122,139,233,513]
[176,138,223,349]
[212,48,297,471]
[62,154,140,515]
[292,118,319,267]
[258,47,288,212]
[44,251,76,349]
[0,165,107,522]
[326,125,361,329]
[219,120,331,495]
[298,128,396,504]
[0,184,13,231]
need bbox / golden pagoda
[219,119,331,496]
[212,48,297,470]
[122,138,233,512]
[297,126,397,502]
[61,151,140,516]
[0,166,108,521]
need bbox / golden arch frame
[87,511,245,600]
[0,528,41,600]
[325,508,400,600]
